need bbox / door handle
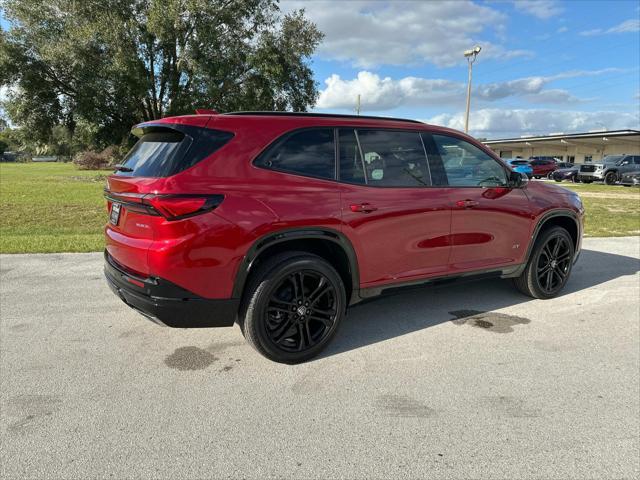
[350,203,378,213]
[455,199,479,209]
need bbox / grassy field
[0,163,639,253]
[0,163,107,253]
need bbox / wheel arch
[525,210,580,263]
[232,227,360,304]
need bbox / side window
[634,157,640,165]
[353,129,431,187]
[428,134,508,187]
[256,129,335,180]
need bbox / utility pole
[356,94,361,115]
[463,45,481,134]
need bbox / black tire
[512,226,575,299]
[239,252,346,364]
[554,178,562,182]
[622,184,631,187]
[604,171,618,185]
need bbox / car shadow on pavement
[320,248,640,359]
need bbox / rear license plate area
[110,203,122,225]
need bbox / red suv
[529,158,559,179]
[104,112,584,363]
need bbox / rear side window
[256,129,335,180]
[349,129,431,187]
[117,127,233,177]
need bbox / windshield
[603,155,623,165]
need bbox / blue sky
[283,0,640,138]
[2,1,639,138]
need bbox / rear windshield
[116,127,233,177]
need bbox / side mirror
[509,171,528,188]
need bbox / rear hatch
[104,119,233,275]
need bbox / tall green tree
[0,0,323,146]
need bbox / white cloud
[283,1,531,67]
[580,19,640,36]
[317,72,463,110]
[557,26,568,33]
[513,0,563,19]
[316,68,623,110]
[426,108,640,138]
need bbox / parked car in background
[529,156,560,162]
[504,158,533,178]
[551,165,580,183]
[529,158,558,179]
[620,170,640,187]
[578,155,640,184]
[103,111,584,363]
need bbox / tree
[0,0,323,146]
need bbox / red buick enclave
[104,112,584,363]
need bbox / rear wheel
[513,226,574,299]
[239,252,346,364]
[604,171,618,185]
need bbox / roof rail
[222,111,423,124]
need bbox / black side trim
[105,252,238,328]
[358,264,523,300]
[231,228,360,302]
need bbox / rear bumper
[104,252,238,328]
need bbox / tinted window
[634,157,640,164]
[428,134,508,187]
[257,129,335,180]
[354,130,431,187]
[117,128,233,177]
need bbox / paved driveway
[1,237,639,479]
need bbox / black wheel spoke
[272,320,296,344]
[309,315,333,327]
[311,306,336,317]
[267,306,292,315]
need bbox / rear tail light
[104,191,223,221]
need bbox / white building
[483,129,640,164]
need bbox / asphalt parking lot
[1,237,639,479]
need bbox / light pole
[463,45,481,134]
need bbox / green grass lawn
[0,163,639,253]
[0,163,108,253]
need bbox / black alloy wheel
[535,234,573,295]
[240,252,346,363]
[513,226,575,299]
[604,171,618,185]
[264,270,338,352]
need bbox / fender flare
[231,227,360,300]
[523,209,581,265]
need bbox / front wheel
[513,227,575,299]
[240,252,346,364]
[604,171,618,185]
